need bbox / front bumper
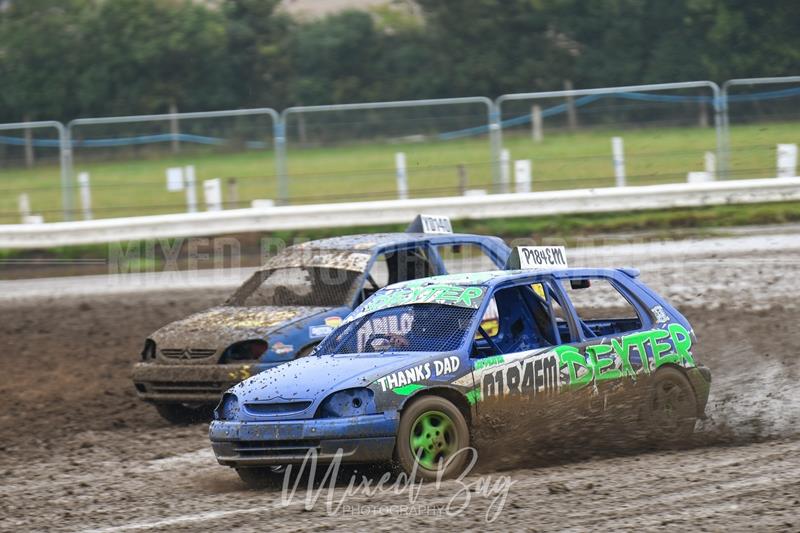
[132,362,263,404]
[210,412,399,466]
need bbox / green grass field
[0,122,797,223]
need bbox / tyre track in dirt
[47,439,796,533]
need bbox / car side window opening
[560,277,644,338]
[363,253,390,301]
[387,247,436,284]
[436,243,497,274]
[472,284,558,357]
[543,282,573,344]
[478,298,499,337]
[360,247,437,304]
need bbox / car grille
[148,381,228,395]
[160,348,217,360]
[233,440,321,458]
[244,401,313,416]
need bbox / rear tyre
[154,403,212,425]
[235,467,285,489]
[395,396,471,481]
[643,367,698,445]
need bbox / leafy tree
[287,10,386,105]
[222,0,293,108]
[415,0,576,96]
[76,0,232,116]
[1,0,799,122]
[549,0,712,86]
[686,0,800,80]
[0,0,89,121]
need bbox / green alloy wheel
[396,395,470,481]
[410,410,457,469]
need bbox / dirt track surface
[1,237,800,531]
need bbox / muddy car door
[469,278,569,424]
[554,272,654,419]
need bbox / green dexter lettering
[668,323,695,366]
[555,345,592,388]
[651,329,679,367]
[457,286,484,307]
[610,336,637,376]
[437,285,463,302]
[626,331,653,374]
[587,344,621,381]
[556,323,695,386]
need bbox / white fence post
[185,165,198,213]
[514,159,532,193]
[166,167,184,191]
[395,152,408,200]
[203,178,223,211]
[18,193,30,221]
[777,144,798,178]
[704,152,716,180]
[500,148,511,193]
[18,193,43,224]
[77,172,92,220]
[612,137,626,187]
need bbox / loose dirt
[0,271,798,531]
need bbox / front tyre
[395,396,470,481]
[643,367,698,444]
[154,403,212,425]
[235,467,285,489]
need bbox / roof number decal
[418,214,453,234]
[406,214,453,234]
[517,246,568,270]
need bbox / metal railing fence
[0,76,797,223]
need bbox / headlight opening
[141,339,156,361]
[220,339,268,363]
[317,388,376,418]
[216,393,240,421]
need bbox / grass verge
[1,201,798,270]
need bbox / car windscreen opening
[315,304,477,355]
[228,267,362,307]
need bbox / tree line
[1,0,797,123]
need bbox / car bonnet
[229,351,435,408]
[150,305,329,354]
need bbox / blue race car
[132,215,509,423]
[210,246,711,484]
